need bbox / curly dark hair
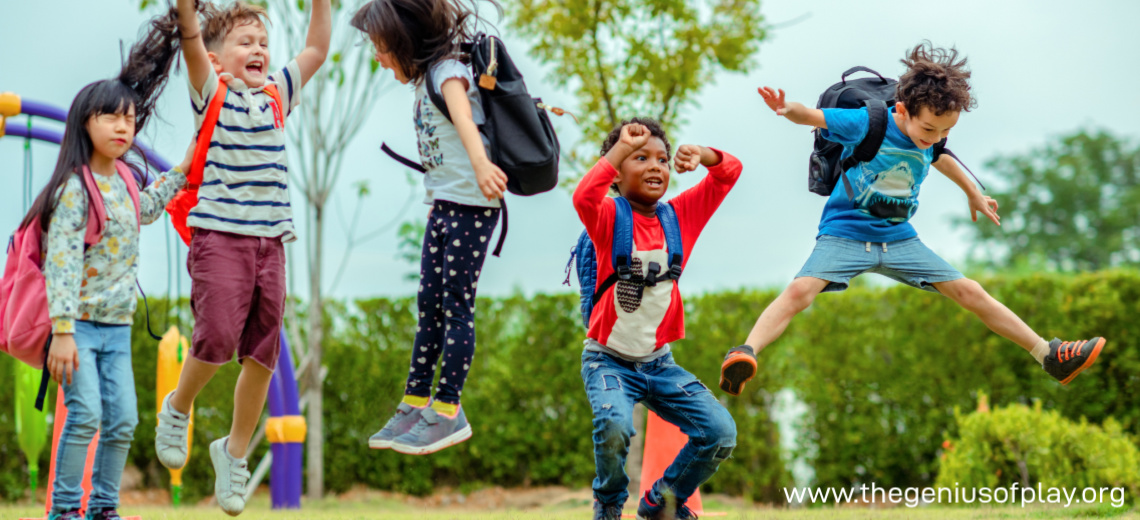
[350,0,500,85]
[896,41,977,117]
[600,117,672,194]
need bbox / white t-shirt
[187,61,302,242]
[414,59,500,209]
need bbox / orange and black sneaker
[1043,337,1106,385]
[719,345,757,396]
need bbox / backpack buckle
[644,262,662,287]
[615,255,632,280]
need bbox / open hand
[970,193,1000,226]
[757,86,788,116]
[619,123,651,151]
[474,158,508,201]
[47,334,79,386]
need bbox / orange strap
[187,81,230,188]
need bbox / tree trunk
[305,205,324,499]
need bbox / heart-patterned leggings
[404,200,500,405]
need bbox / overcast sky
[2,0,1138,301]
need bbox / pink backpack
[0,160,141,408]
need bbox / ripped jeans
[581,350,736,508]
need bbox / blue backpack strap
[656,202,683,281]
[611,197,634,281]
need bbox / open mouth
[644,177,665,189]
[246,61,265,76]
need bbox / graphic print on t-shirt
[415,97,444,170]
[850,146,927,222]
[608,248,672,355]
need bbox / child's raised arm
[177,0,211,95]
[294,0,331,87]
[758,86,827,129]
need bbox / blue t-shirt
[816,107,933,242]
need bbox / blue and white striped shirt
[187,60,301,242]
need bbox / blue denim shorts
[795,235,963,293]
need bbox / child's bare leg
[721,277,829,395]
[932,278,1040,352]
[227,360,274,458]
[170,357,222,414]
[744,277,830,352]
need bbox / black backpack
[808,66,983,199]
[382,33,561,256]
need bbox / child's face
[896,102,960,149]
[371,39,409,84]
[211,21,271,88]
[614,137,671,206]
[85,105,136,163]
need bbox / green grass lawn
[3,496,1136,520]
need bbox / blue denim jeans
[581,350,736,508]
[51,321,137,513]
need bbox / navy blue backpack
[564,197,684,328]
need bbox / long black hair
[350,0,501,85]
[20,6,185,233]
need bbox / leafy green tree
[958,129,1140,272]
[508,0,767,175]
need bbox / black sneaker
[86,508,123,520]
[593,500,623,520]
[47,510,82,520]
[1043,337,1106,385]
[719,345,757,396]
[636,490,698,519]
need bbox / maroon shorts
[188,229,286,371]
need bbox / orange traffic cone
[23,385,141,520]
[637,411,724,516]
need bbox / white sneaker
[155,391,190,469]
[210,436,250,516]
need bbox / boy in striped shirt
[154,0,330,515]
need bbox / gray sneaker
[368,402,428,449]
[210,436,250,516]
[390,406,472,455]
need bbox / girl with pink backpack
[0,9,194,520]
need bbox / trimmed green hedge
[1,270,1137,503]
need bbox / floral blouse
[45,168,187,334]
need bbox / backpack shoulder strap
[611,197,634,281]
[932,139,986,191]
[114,160,142,232]
[656,202,683,280]
[189,80,229,188]
[425,64,454,123]
[79,166,107,246]
[262,84,285,129]
[837,99,889,199]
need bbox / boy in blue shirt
[719,43,1106,396]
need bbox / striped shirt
[187,61,301,242]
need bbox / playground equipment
[14,363,49,501]
[4,93,306,513]
[155,327,193,507]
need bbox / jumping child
[575,119,741,520]
[351,0,510,455]
[719,43,1106,397]
[154,0,330,515]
